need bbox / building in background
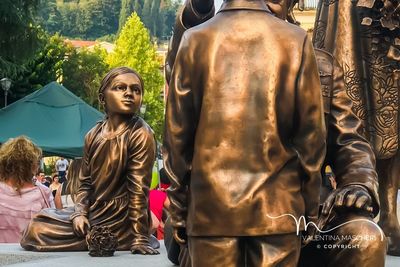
[64,40,115,53]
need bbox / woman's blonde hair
[0,136,42,192]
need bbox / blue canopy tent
[0,82,103,158]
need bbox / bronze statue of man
[298,47,386,266]
[313,0,400,256]
[20,67,158,255]
[163,0,326,265]
[164,0,386,266]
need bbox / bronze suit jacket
[316,49,379,214]
[164,0,326,236]
[164,0,215,85]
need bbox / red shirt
[149,190,167,221]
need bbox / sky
[215,0,223,10]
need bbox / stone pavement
[386,256,400,267]
[0,242,173,267]
[0,241,399,267]
[2,199,400,267]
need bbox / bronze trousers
[298,214,387,267]
[188,234,301,267]
[376,150,400,255]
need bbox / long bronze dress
[21,117,156,251]
[313,0,400,255]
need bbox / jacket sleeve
[126,124,156,247]
[71,131,93,220]
[163,33,196,229]
[165,0,214,84]
[326,56,379,216]
[294,36,327,223]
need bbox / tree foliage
[36,0,179,40]
[119,0,136,33]
[63,46,109,108]
[3,0,172,134]
[0,0,42,79]
[10,34,69,102]
[108,13,164,140]
[37,0,121,40]
[140,0,179,38]
[11,34,108,108]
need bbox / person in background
[55,157,69,183]
[158,168,171,190]
[32,172,54,205]
[0,136,55,242]
[35,172,46,186]
[55,158,83,209]
[43,176,52,187]
[50,174,61,196]
[149,187,170,239]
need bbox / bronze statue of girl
[21,67,159,255]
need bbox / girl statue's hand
[72,215,90,237]
[131,244,160,255]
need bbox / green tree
[0,0,42,79]
[11,34,72,101]
[134,0,145,17]
[36,0,61,33]
[57,2,81,37]
[160,0,180,39]
[150,0,161,36]
[37,0,120,40]
[108,13,164,140]
[35,0,179,40]
[141,0,153,32]
[63,46,109,108]
[12,34,109,108]
[84,0,120,39]
[119,0,136,33]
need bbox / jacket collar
[218,0,272,13]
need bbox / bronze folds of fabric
[21,118,156,251]
[313,0,400,159]
[164,0,215,85]
[164,0,326,236]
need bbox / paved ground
[0,242,173,267]
[386,256,400,267]
[0,241,399,267]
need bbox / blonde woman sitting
[0,136,54,242]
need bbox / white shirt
[56,159,69,172]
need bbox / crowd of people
[0,68,171,253]
[0,135,171,245]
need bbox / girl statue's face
[103,73,143,116]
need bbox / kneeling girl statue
[21,67,159,255]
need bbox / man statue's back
[163,0,326,265]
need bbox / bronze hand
[72,215,90,237]
[322,185,373,216]
[131,244,160,255]
[173,227,187,245]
